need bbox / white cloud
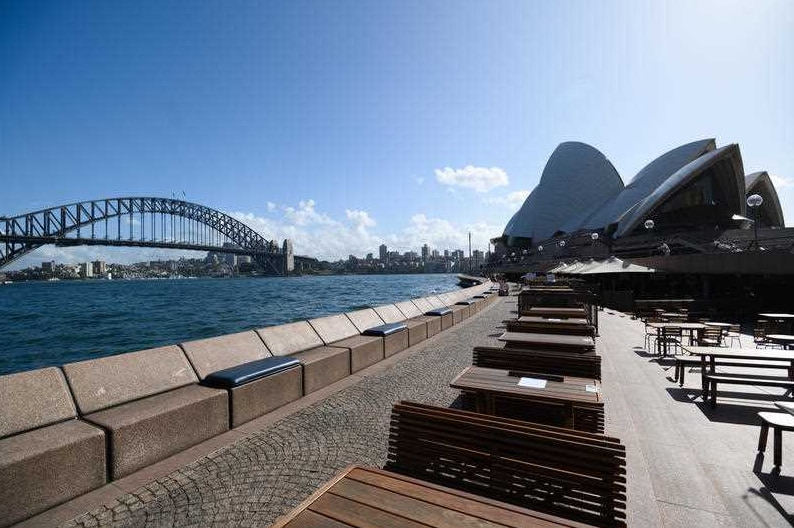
[283,199,335,226]
[771,175,793,188]
[411,175,425,186]
[266,201,277,212]
[434,166,509,193]
[483,190,530,209]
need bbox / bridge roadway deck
[21,297,794,527]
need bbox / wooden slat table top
[703,322,733,328]
[759,313,794,319]
[525,307,587,317]
[775,401,794,416]
[517,316,590,325]
[450,366,602,405]
[272,465,594,528]
[648,322,706,330]
[683,346,794,361]
[767,334,794,342]
[499,331,595,348]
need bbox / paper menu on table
[518,377,547,389]
[585,384,600,393]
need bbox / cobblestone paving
[63,298,513,528]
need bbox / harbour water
[0,274,461,376]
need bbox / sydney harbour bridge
[0,197,294,275]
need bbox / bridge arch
[0,197,287,274]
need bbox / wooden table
[498,331,596,353]
[649,322,706,346]
[450,366,603,432]
[272,465,593,528]
[523,307,588,319]
[759,314,794,333]
[767,334,794,350]
[775,401,794,415]
[683,346,794,395]
[704,322,732,329]
[517,316,589,325]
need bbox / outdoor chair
[697,327,723,347]
[644,317,662,350]
[656,326,682,357]
[725,324,742,348]
[753,322,780,349]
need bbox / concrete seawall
[1,282,496,527]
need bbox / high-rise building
[283,239,294,273]
[80,262,93,278]
[92,260,106,276]
[421,244,429,262]
[379,244,388,262]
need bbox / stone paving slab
[32,298,794,527]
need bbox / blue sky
[1,0,792,267]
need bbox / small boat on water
[457,274,485,287]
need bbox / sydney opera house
[490,139,793,314]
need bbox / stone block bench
[0,368,106,527]
[63,345,228,480]
[309,313,384,373]
[394,300,442,341]
[412,296,454,330]
[437,292,470,324]
[376,303,429,347]
[257,321,351,395]
[181,331,302,428]
[347,308,409,357]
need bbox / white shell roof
[580,139,716,231]
[614,144,744,237]
[503,138,785,243]
[746,171,785,227]
[503,142,623,242]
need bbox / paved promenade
[25,295,794,527]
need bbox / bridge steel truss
[0,197,286,274]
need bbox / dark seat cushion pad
[362,322,407,336]
[202,357,301,389]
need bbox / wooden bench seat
[704,373,794,408]
[505,320,596,337]
[386,401,626,527]
[473,346,602,380]
[674,356,790,386]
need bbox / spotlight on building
[644,219,655,230]
[747,194,764,249]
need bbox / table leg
[701,355,708,398]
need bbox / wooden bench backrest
[180,330,272,380]
[373,304,408,324]
[256,321,324,357]
[387,401,626,527]
[64,345,199,414]
[472,346,601,380]
[0,367,78,438]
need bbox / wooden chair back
[386,402,627,527]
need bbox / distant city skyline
[2,1,792,269]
